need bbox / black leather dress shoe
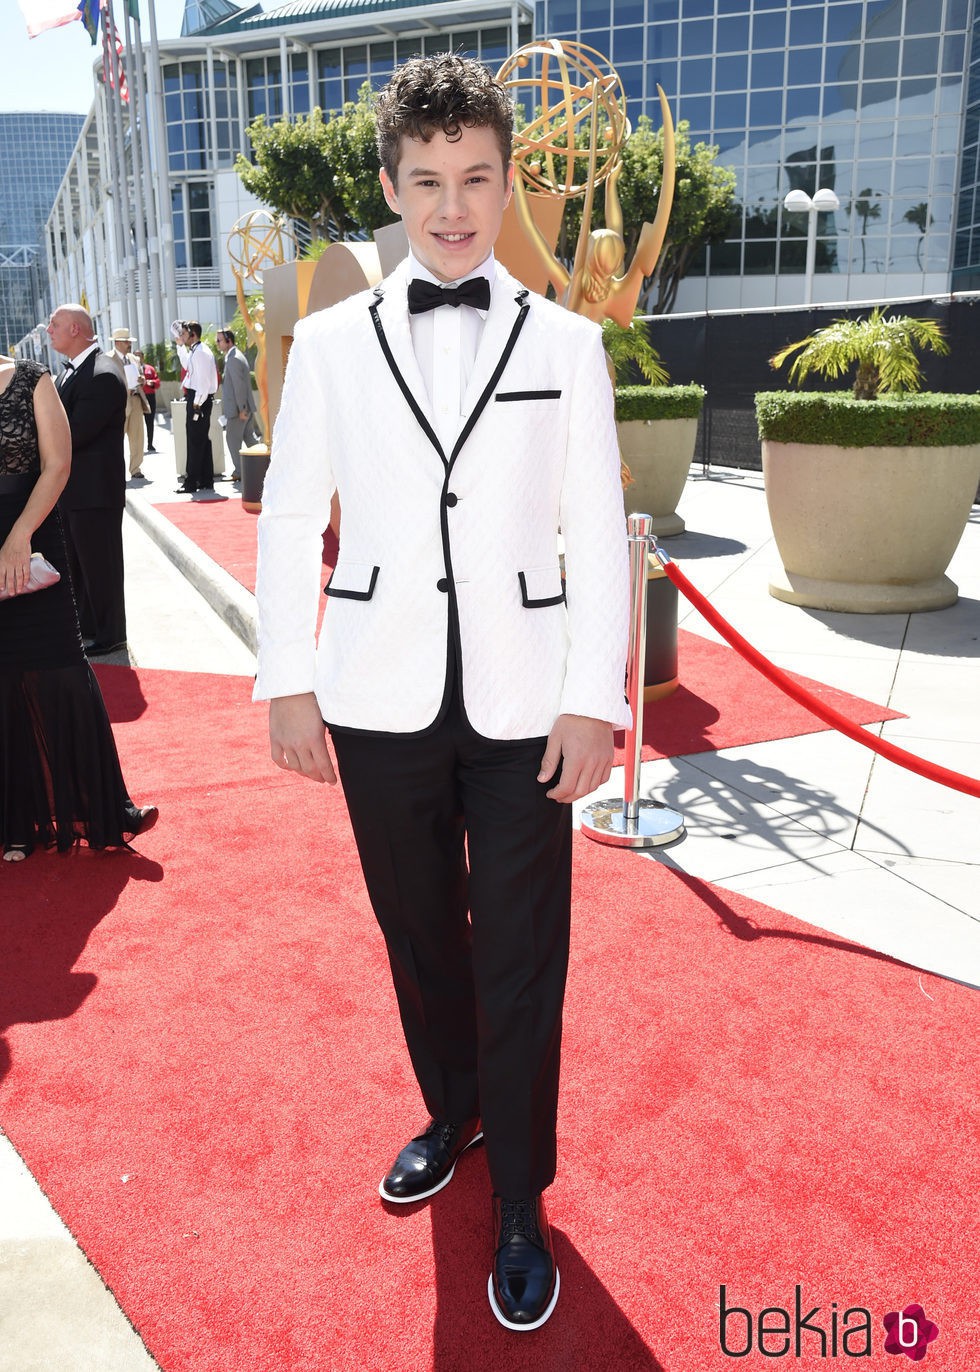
[488,1194,560,1331]
[85,640,127,657]
[379,1118,483,1203]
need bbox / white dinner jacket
[254,259,631,740]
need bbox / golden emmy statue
[496,40,676,328]
[226,210,297,450]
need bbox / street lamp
[783,187,840,305]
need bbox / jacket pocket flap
[495,390,562,403]
[519,566,566,608]
[324,562,380,600]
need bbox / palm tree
[770,308,949,400]
[602,316,670,386]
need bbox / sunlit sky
[2,1,198,113]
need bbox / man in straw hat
[109,326,146,479]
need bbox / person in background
[136,350,160,454]
[108,327,146,480]
[175,321,218,495]
[215,328,258,483]
[48,304,129,657]
[0,346,157,859]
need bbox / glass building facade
[0,112,84,348]
[45,0,980,343]
[158,11,531,279]
[535,0,977,307]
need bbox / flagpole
[97,7,127,323]
[122,0,153,347]
[105,0,136,328]
[145,0,178,330]
[129,0,164,345]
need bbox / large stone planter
[763,440,980,612]
[618,417,698,537]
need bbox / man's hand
[538,713,615,803]
[269,693,336,784]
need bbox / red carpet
[155,497,338,594]
[0,667,973,1371]
[153,499,899,760]
[620,639,901,762]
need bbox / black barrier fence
[642,294,980,472]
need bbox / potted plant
[757,309,980,612]
[605,317,705,537]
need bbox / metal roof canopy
[196,0,530,45]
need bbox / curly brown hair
[375,54,513,185]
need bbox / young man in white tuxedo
[254,54,630,1331]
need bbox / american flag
[100,0,129,104]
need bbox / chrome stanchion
[582,513,686,848]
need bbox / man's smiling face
[380,123,514,283]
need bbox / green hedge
[756,391,980,448]
[615,384,705,423]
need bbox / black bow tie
[408,277,491,315]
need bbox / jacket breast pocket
[519,566,566,608]
[324,562,379,600]
[494,390,562,406]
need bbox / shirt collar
[66,342,99,370]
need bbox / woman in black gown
[0,355,157,861]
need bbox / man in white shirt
[253,55,630,1332]
[108,327,145,479]
[176,321,218,494]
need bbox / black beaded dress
[0,359,144,854]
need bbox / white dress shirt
[57,342,99,391]
[183,341,219,407]
[406,249,494,454]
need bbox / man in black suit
[47,304,128,656]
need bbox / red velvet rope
[656,553,980,800]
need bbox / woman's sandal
[3,846,28,863]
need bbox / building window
[246,56,283,122]
[290,53,311,115]
[164,62,206,172]
[212,60,240,167]
[171,182,213,270]
[318,50,342,113]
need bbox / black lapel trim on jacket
[448,290,530,471]
[369,290,447,466]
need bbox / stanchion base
[581,798,685,848]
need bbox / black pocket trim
[495,390,562,402]
[323,565,380,601]
[519,570,566,608]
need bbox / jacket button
[437,578,449,592]
[444,492,458,507]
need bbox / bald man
[46,305,128,656]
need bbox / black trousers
[184,391,213,490]
[62,506,126,646]
[143,392,157,448]
[330,694,572,1199]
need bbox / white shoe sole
[378,1130,484,1204]
[487,1266,560,1331]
